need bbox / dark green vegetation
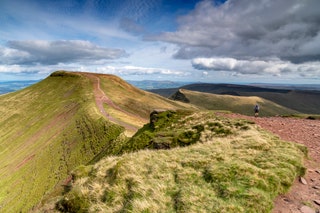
[0,71,189,212]
[150,83,320,114]
[121,110,246,152]
[55,111,307,213]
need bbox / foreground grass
[56,111,307,213]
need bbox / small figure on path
[254,104,260,117]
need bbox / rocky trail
[220,113,320,213]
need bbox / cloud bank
[0,40,127,65]
[96,65,186,76]
[192,57,320,78]
[153,0,320,63]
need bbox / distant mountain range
[0,79,192,95]
[2,79,319,96]
[0,80,40,95]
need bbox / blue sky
[0,0,320,83]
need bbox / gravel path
[220,113,320,213]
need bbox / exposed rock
[300,177,308,185]
[169,89,190,103]
[314,200,320,206]
[312,185,320,189]
[300,205,316,213]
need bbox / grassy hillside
[0,71,126,212]
[86,73,194,136]
[53,110,307,212]
[170,89,298,116]
[0,71,191,212]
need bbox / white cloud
[0,63,189,81]
[96,65,187,76]
[0,40,127,65]
[192,57,320,78]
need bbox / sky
[0,0,320,84]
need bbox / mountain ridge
[0,71,191,212]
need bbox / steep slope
[82,72,194,136]
[170,89,298,116]
[0,71,191,212]
[52,110,306,212]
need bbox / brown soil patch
[15,154,35,170]
[219,113,320,213]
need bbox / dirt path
[219,113,320,213]
[83,73,139,133]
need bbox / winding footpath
[220,113,320,213]
[84,73,141,132]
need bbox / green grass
[98,74,195,123]
[0,71,126,212]
[55,111,307,213]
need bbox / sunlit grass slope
[95,73,195,131]
[0,71,194,212]
[0,71,127,212]
[56,111,306,213]
[171,89,298,116]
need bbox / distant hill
[149,83,320,114]
[127,80,192,90]
[170,89,298,116]
[0,71,191,212]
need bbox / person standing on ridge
[254,104,260,117]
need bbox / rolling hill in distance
[0,70,316,212]
[149,83,320,115]
[170,89,298,116]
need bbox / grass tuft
[56,111,306,212]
